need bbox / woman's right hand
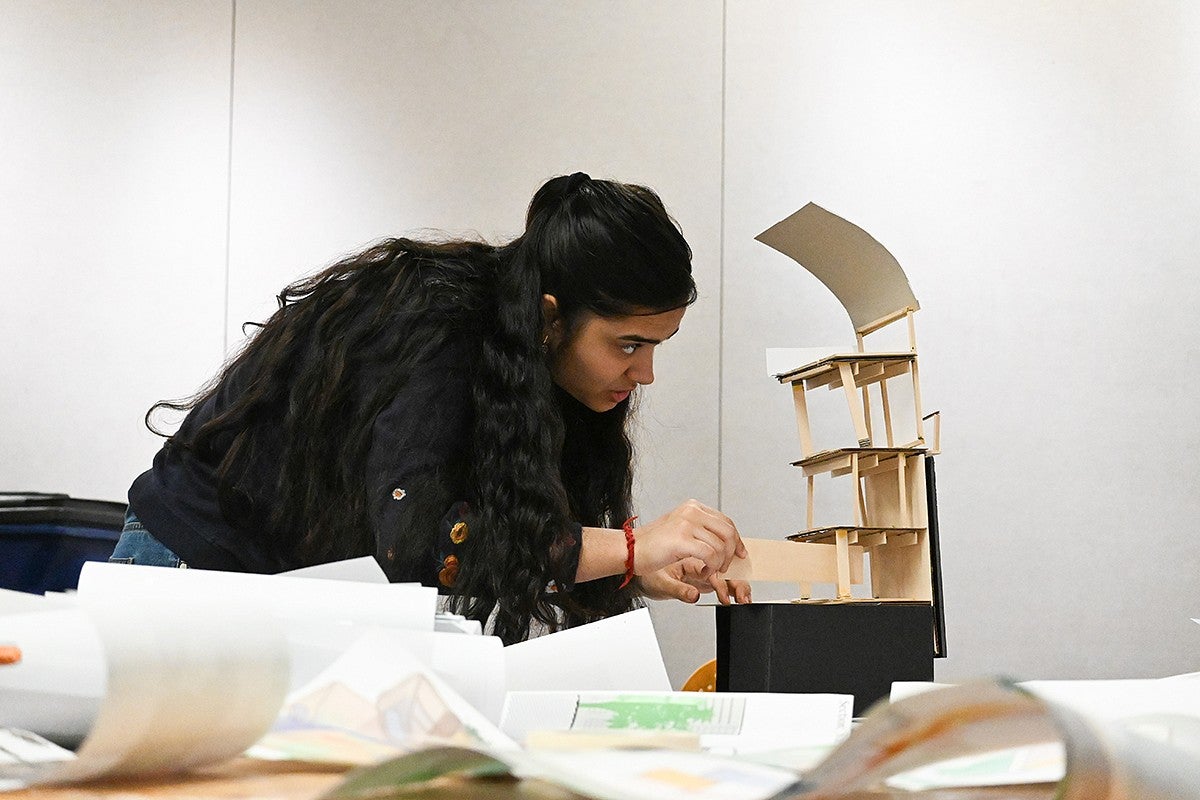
[632,499,747,579]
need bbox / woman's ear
[540,295,562,348]
[540,294,560,328]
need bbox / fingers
[679,499,746,572]
[729,580,752,604]
[708,573,731,605]
[639,561,752,607]
[676,561,751,606]
[648,567,702,604]
[632,500,746,578]
[668,577,702,604]
[704,577,752,605]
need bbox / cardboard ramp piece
[755,202,919,332]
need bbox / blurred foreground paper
[0,608,104,746]
[504,608,670,692]
[886,672,1200,790]
[0,560,442,788]
[0,575,289,788]
[250,628,512,765]
[323,743,801,800]
[0,588,75,616]
[793,678,1200,800]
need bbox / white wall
[0,1,232,501]
[2,1,1197,688]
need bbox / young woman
[114,172,750,644]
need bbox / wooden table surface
[5,758,1058,800]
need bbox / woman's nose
[628,351,655,385]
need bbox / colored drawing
[572,694,746,735]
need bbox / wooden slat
[835,530,853,599]
[856,306,915,337]
[878,360,914,381]
[911,356,925,441]
[861,381,874,445]
[852,361,887,386]
[788,526,923,543]
[857,531,887,547]
[793,446,926,471]
[924,410,942,455]
[801,453,853,477]
[859,457,903,477]
[806,475,815,530]
[806,368,843,391]
[880,378,895,447]
[719,538,864,584]
[775,352,916,384]
[792,382,814,457]
[852,454,864,527]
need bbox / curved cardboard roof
[755,203,919,331]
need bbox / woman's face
[547,303,687,413]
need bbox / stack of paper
[7,558,797,791]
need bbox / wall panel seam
[222,0,237,355]
[717,0,727,509]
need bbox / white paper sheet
[58,588,289,782]
[0,729,75,792]
[0,588,75,617]
[0,608,105,747]
[503,608,670,692]
[2,561,444,787]
[0,582,291,787]
[500,690,853,755]
[1022,677,1200,724]
[77,562,438,691]
[251,627,513,764]
[281,556,390,583]
[77,561,437,633]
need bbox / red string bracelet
[618,516,638,589]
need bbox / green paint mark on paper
[576,695,717,731]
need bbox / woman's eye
[620,343,639,355]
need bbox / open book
[318,676,1200,800]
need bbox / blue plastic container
[0,492,124,594]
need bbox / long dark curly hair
[148,173,695,643]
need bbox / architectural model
[751,203,944,649]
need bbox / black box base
[716,602,934,716]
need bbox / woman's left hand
[637,558,752,605]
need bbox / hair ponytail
[454,231,577,642]
[451,173,697,641]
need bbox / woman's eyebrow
[618,328,680,345]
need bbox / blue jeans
[108,509,188,568]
